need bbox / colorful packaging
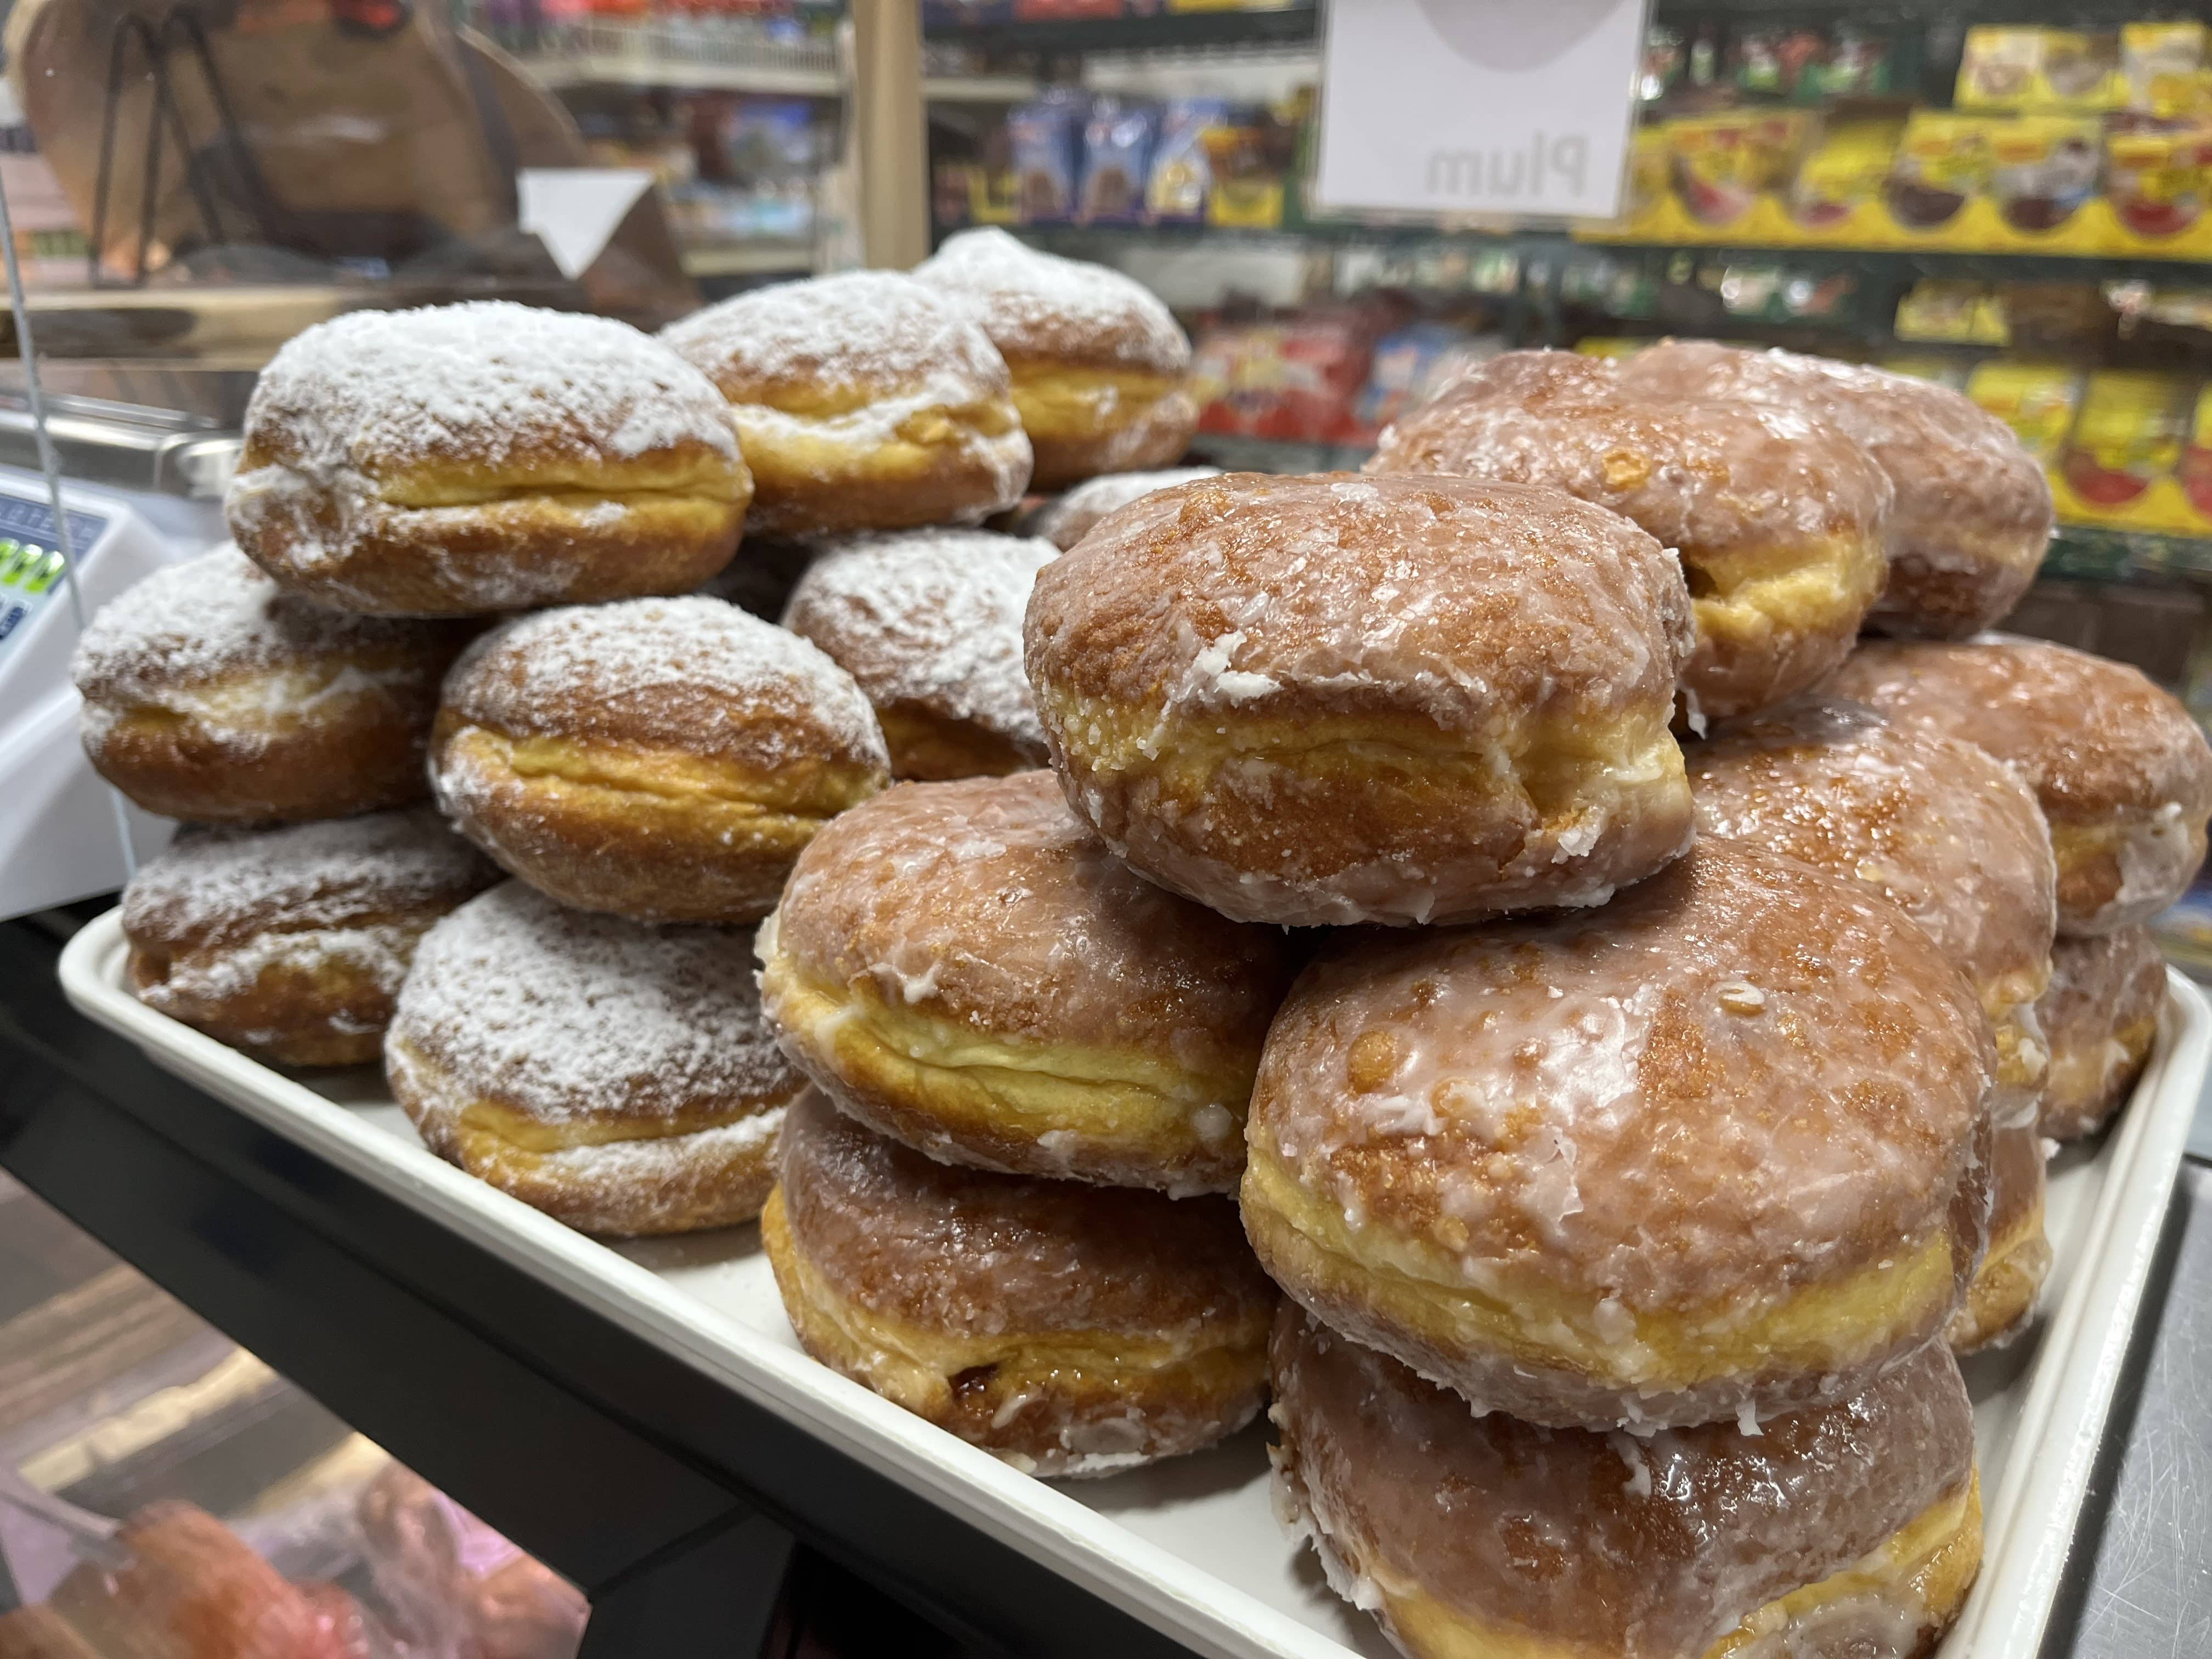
[1967,362,2084,461]
[1987,116,2102,233]
[1008,89,1086,223]
[1201,105,1289,229]
[1729,26,1827,99]
[1895,280,2008,345]
[2106,118,2212,239]
[2062,371,2193,511]
[1356,321,1474,433]
[1079,98,1157,223]
[1788,118,1902,228]
[1147,97,1226,224]
[1884,111,1996,231]
[1957,27,2123,110]
[1666,111,1810,228]
[2179,383,2212,518]
[1804,25,1894,98]
[2124,23,2211,117]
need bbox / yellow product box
[1573,337,1646,359]
[1895,281,2008,345]
[1965,361,2083,461]
[2181,385,2212,524]
[1957,26,2125,110]
[2052,370,2202,531]
[1663,110,1812,236]
[1884,111,1997,239]
[2124,23,2212,117]
[1781,118,1904,243]
[1986,116,2103,236]
[2105,119,2212,242]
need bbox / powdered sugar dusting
[121,808,496,951]
[917,228,1190,373]
[661,270,1011,409]
[780,530,1056,758]
[390,881,800,1124]
[442,595,888,772]
[1021,467,1222,550]
[72,545,439,706]
[236,300,740,479]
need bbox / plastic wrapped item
[1787,117,1903,230]
[1008,91,1087,224]
[1967,362,2085,463]
[1957,27,2124,111]
[1886,111,1998,232]
[2106,117,2212,240]
[2125,23,2212,118]
[1989,116,2102,233]
[1146,98,1227,224]
[2062,371,2193,511]
[1078,99,1158,224]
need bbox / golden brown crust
[1269,1307,1982,1659]
[661,270,1032,538]
[1244,836,1996,1428]
[226,301,751,616]
[765,1093,1276,1475]
[1617,338,2053,639]
[1947,1124,2050,1353]
[387,882,799,1234]
[2039,926,2166,1140]
[1025,471,1698,926]
[760,771,1295,1192]
[430,598,889,923]
[1369,349,1892,721]
[120,809,497,1068]
[1826,637,2212,936]
[72,546,473,825]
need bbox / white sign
[518,169,653,280]
[1313,0,1650,219]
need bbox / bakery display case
[5,2,2212,1656]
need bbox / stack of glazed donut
[73,276,2212,1652]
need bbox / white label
[517,168,653,280]
[1313,0,1649,219]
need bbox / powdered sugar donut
[780,528,1056,778]
[122,808,498,1066]
[662,271,1031,537]
[1618,340,2052,638]
[1017,466,1222,551]
[1269,1308,1982,1659]
[2039,926,2166,1141]
[761,1091,1276,1476]
[1242,836,1996,1430]
[1368,349,1892,721]
[74,544,472,823]
[1024,472,1697,927]
[227,302,752,616]
[430,596,888,923]
[916,229,1196,491]
[388,882,802,1234]
[1827,635,2212,936]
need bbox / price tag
[1313,0,1651,219]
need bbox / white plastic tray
[58,909,2212,1659]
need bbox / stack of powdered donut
[69,234,2212,1657]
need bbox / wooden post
[849,0,929,269]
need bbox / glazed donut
[430,596,888,923]
[759,771,1294,1194]
[1948,1124,2052,1353]
[1367,350,1891,723]
[1826,636,2212,936]
[1024,472,1697,927]
[662,270,1031,537]
[761,1091,1276,1476]
[2039,926,2166,1141]
[780,529,1056,780]
[1617,339,2052,638]
[1242,836,1995,1430]
[1018,466,1222,551]
[121,808,496,1067]
[387,882,801,1234]
[226,302,751,616]
[1687,697,2056,1121]
[1269,1308,1982,1659]
[72,544,471,823]
[916,228,1196,492]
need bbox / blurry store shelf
[922,73,1043,101]
[919,5,1318,53]
[515,20,842,94]
[679,242,819,276]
